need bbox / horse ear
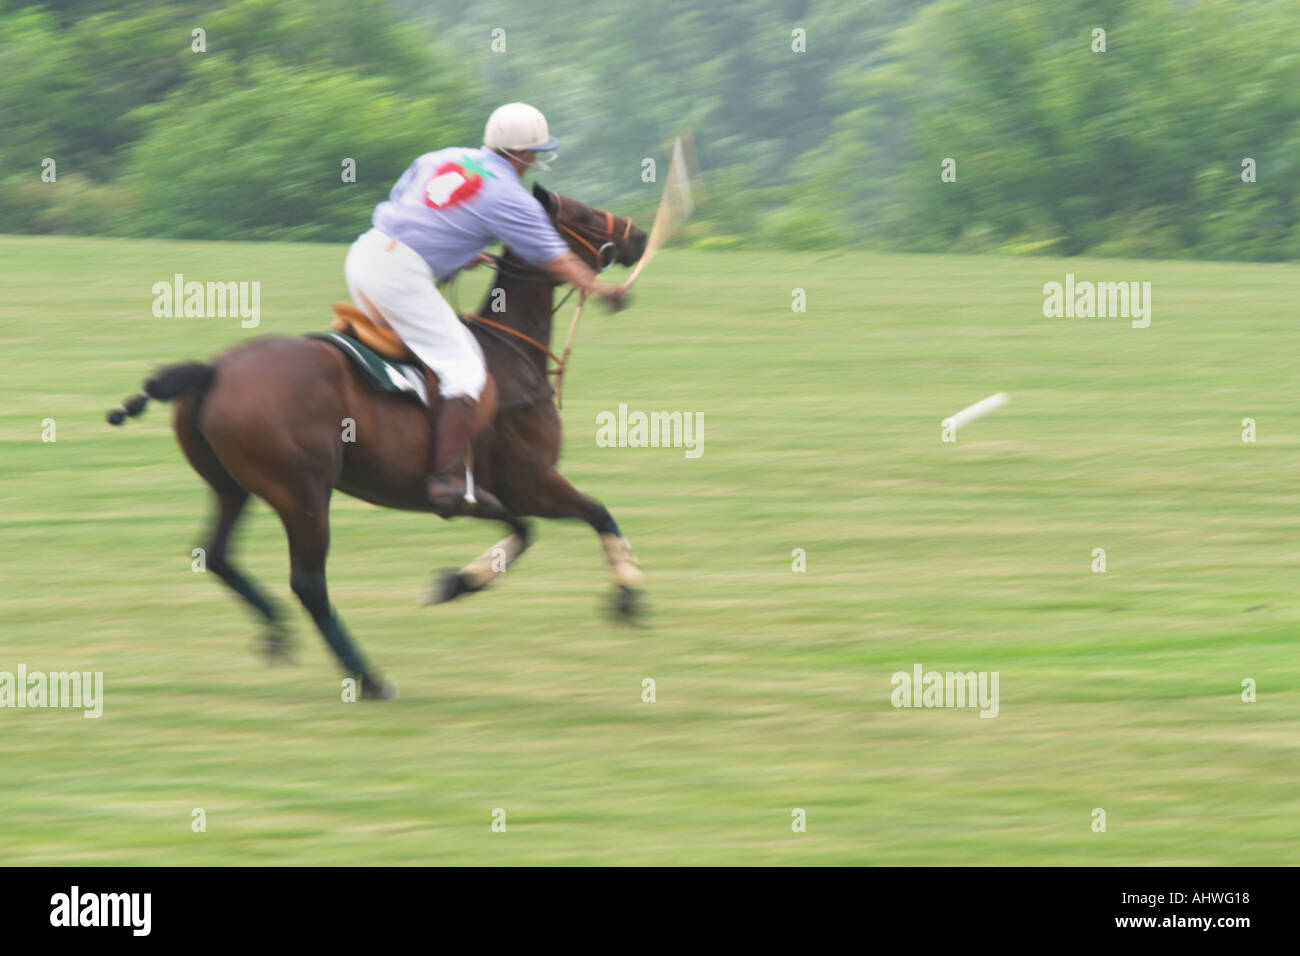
[533,183,555,213]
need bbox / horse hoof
[254,624,294,663]
[610,586,647,624]
[361,675,398,700]
[423,569,484,605]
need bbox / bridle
[552,194,633,270]
[459,196,633,406]
[473,195,628,291]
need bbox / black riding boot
[425,396,477,510]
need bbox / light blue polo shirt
[372,147,571,281]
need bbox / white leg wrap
[600,533,644,589]
[461,533,524,588]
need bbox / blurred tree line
[0,0,475,239]
[2,0,1297,260]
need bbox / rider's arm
[491,191,626,306]
[544,251,624,304]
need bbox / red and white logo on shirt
[422,161,484,210]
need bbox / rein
[461,309,565,368]
[461,292,588,409]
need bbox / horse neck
[483,255,556,375]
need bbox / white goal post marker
[942,392,1009,435]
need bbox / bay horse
[106,185,649,699]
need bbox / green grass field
[2,234,1298,864]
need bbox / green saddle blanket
[308,331,429,406]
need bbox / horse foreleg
[426,513,531,605]
[519,469,645,621]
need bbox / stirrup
[463,461,477,506]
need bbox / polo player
[344,102,626,510]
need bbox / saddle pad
[308,331,429,406]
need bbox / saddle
[326,303,497,430]
[331,302,414,361]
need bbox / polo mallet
[620,132,704,293]
[554,133,703,407]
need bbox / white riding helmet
[483,102,559,152]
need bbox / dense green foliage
[2,0,1297,258]
[0,0,474,239]
[829,0,1300,260]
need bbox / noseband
[553,194,634,271]
[460,195,634,407]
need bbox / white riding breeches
[344,228,487,399]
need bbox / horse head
[532,184,647,271]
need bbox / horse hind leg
[273,487,396,700]
[174,344,389,697]
[175,396,291,658]
[206,488,293,659]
